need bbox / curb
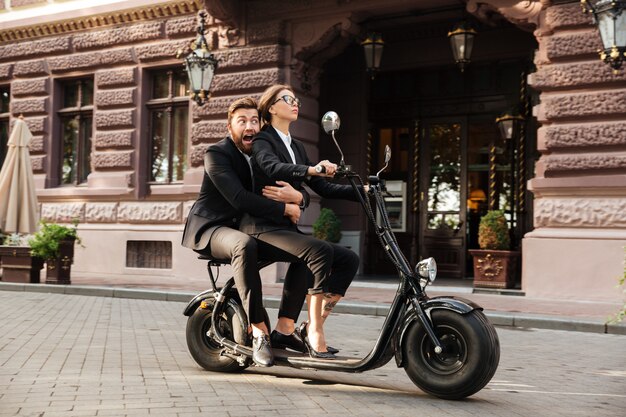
[1,282,624,336]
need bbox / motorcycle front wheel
[186,298,250,373]
[402,309,500,400]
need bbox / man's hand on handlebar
[307,160,337,177]
[263,181,303,205]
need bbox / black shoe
[299,322,336,359]
[298,322,339,354]
[270,330,306,353]
[252,334,274,367]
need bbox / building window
[0,86,9,168]
[126,240,172,269]
[147,68,189,183]
[58,79,93,185]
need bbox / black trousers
[251,229,359,296]
[200,226,309,324]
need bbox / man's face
[228,108,260,155]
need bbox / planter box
[45,238,75,285]
[0,246,44,284]
[469,249,520,289]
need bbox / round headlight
[416,257,437,284]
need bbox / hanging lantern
[581,0,626,72]
[495,112,524,140]
[448,21,477,72]
[180,10,218,105]
[361,33,384,78]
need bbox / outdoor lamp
[181,10,218,105]
[361,32,384,78]
[581,0,626,72]
[448,20,477,72]
[495,112,524,140]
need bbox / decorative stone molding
[211,68,282,93]
[544,154,626,172]
[183,200,195,221]
[135,39,189,62]
[13,60,48,77]
[0,63,12,80]
[30,155,44,172]
[11,98,47,115]
[96,68,136,88]
[28,136,45,153]
[12,78,49,97]
[542,122,626,149]
[467,0,549,32]
[0,36,70,61]
[85,203,118,223]
[118,202,182,223]
[191,120,227,144]
[203,0,241,28]
[534,197,626,228]
[531,61,626,89]
[48,48,135,73]
[545,31,602,60]
[545,2,593,30]
[74,22,163,51]
[92,151,134,169]
[216,45,283,70]
[247,20,285,45]
[95,110,135,129]
[94,131,134,149]
[22,117,46,134]
[95,88,136,108]
[190,143,210,167]
[41,202,86,223]
[542,90,626,120]
[217,26,242,48]
[11,0,45,7]
[165,15,197,38]
[0,0,199,43]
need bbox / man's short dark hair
[227,97,259,124]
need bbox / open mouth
[242,134,254,145]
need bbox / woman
[240,84,363,359]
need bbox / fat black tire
[402,309,500,399]
[186,298,250,373]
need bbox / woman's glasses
[273,95,301,108]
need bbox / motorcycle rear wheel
[403,309,500,399]
[186,298,250,373]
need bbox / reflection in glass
[173,70,189,97]
[427,124,461,230]
[62,116,79,184]
[153,72,170,99]
[171,107,188,181]
[151,110,170,182]
[82,80,94,106]
[0,87,9,113]
[79,117,92,183]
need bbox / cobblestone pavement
[0,292,624,417]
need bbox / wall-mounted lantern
[180,10,218,105]
[495,112,524,140]
[448,20,477,72]
[581,0,626,72]
[361,32,384,78]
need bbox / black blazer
[240,125,360,234]
[181,137,309,251]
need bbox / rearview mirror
[321,111,341,134]
[384,145,391,164]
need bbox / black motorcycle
[183,112,500,400]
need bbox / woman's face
[269,89,300,124]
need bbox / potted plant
[0,233,44,283]
[313,208,342,243]
[29,220,81,285]
[468,210,519,289]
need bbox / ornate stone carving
[191,120,227,144]
[543,122,626,149]
[211,68,281,93]
[96,68,136,88]
[41,203,86,223]
[183,200,195,220]
[165,15,197,38]
[48,48,135,73]
[190,143,210,167]
[542,90,626,120]
[95,110,135,129]
[544,154,626,172]
[531,61,626,89]
[95,88,136,108]
[466,0,549,32]
[94,131,134,149]
[92,151,134,169]
[118,202,182,223]
[22,117,46,134]
[217,26,241,48]
[135,39,189,61]
[11,0,44,7]
[28,136,45,153]
[535,198,626,228]
[85,203,118,223]
[12,78,49,97]
[74,22,163,50]
[203,0,241,29]
[30,156,44,172]
[0,63,12,80]
[545,2,593,30]
[11,98,47,115]
[0,36,70,61]
[13,60,48,77]
[545,31,602,60]
[247,20,285,45]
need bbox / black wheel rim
[201,313,231,351]
[419,324,467,375]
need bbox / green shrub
[29,220,80,260]
[313,208,342,243]
[478,210,510,250]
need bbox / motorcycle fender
[393,296,482,368]
[183,289,216,316]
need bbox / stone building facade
[0,0,624,302]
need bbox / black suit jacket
[241,125,359,234]
[181,137,309,251]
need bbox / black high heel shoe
[299,322,336,359]
[298,322,340,354]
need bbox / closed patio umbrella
[0,118,39,234]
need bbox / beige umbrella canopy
[0,118,39,234]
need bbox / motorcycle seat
[197,255,230,266]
